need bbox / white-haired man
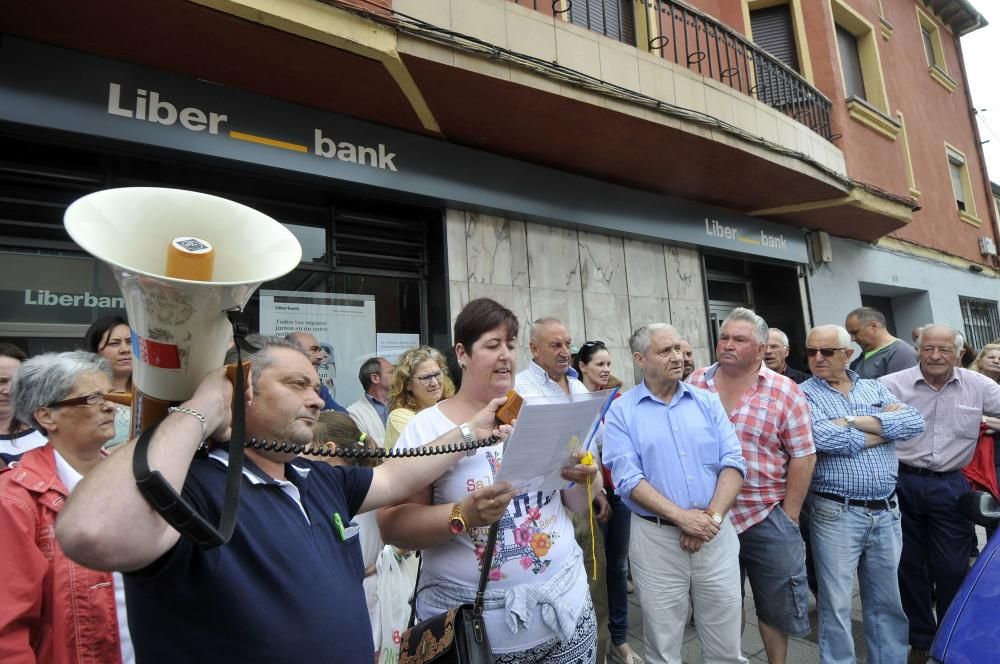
[603,323,747,664]
[689,308,816,664]
[880,324,1000,663]
[801,324,924,664]
[55,336,513,663]
[764,328,810,384]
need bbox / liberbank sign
[0,37,806,263]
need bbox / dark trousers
[600,491,632,646]
[896,470,977,650]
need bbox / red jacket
[0,445,123,664]
[963,423,999,500]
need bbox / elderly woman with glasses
[0,351,130,663]
[384,346,455,449]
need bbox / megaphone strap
[245,434,501,459]
[132,311,255,550]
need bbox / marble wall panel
[445,209,468,282]
[466,212,512,285]
[623,238,668,298]
[692,346,712,374]
[627,296,671,331]
[529,287,586,348]
[512,286,533,352]
[581,292,631,348]
[526,223,582,291]
[608,346,636,389]
[669,299,710,351]
[449,280,470,333]
[509,219,529,287]
[664,245,703,302]
[578,231,627,295]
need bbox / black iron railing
[510,0,834,141]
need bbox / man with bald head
[880,324,1000,662]
[801,324,923,664]
[286,331,347,412]
[679,339,696,381]
[516,317,587,397]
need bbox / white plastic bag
[376,546,419,664]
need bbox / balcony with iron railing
[510,0,834,141]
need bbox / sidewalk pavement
[621,526,991,663]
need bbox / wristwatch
[448,502,467,534]
[459,422,476,456]
[705,509,724,525]
[844,416,857,428]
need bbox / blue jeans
[600,490,632,646]
[807,494,908,664]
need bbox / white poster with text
[259,290,376,409]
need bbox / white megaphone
[64,187,302,435]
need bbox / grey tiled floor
[620,526,991,663]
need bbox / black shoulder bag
[398,521,500,664]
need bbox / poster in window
[259,290,376,409]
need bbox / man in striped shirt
[800,324,924,664]
[689,308,815,664]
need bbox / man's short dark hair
[847,306,887,328]
[358,357,385,391]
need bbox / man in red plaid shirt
[689,308,816,664]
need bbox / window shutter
[949,158,966,210]
[836,26,867,101]
[921,27,937,66]
[750,6,800,73]
[570,0,635,45]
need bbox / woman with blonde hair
[384,346,454,448]
[969,343,1000,382]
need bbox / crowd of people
[1,300,999,664]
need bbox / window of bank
[0,133,447,358]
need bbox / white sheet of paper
[494,391,612,492]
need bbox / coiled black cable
[244,435,501,459]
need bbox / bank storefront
[0,36,811,383]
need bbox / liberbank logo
[704,218,788,251]
[106,82,398,172]
[24,290,126,309]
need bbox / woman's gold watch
[448,501,467,534]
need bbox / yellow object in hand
[582,450,597,581]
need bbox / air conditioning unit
[979,236,997,257]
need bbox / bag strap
[473,521,501,616]
[408,519,501,624]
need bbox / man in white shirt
[515,317,589,398]
[347,357,393,447]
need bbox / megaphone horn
[64,186,303,435]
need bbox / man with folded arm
[800,324,924,664]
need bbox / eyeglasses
[805,347,844,358]
[580,340,606,350]
[414,370,444,386]
[47,393,109,408]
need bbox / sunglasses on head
[580,340,606,350]
[805,347,844,357]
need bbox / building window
[960,297,1000,351]
[830,0,898,139]
[750,5,800,73]
[921,27,937,66]
[836,26,866,100]
[569,0,636,46]
[916,5,956,92]
[946,143,980,225]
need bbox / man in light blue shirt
[800,324,924,664]
[603,323,746,664]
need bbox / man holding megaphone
[56,336,516,663]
